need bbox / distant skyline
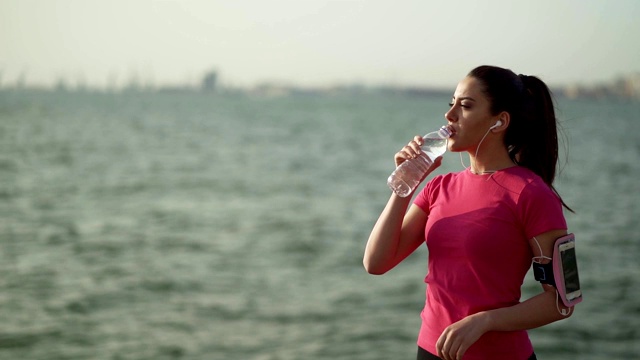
[2,0,639,90]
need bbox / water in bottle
[387,126,452,197]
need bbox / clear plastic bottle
[387,126,452,197]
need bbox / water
[0,90,638,359]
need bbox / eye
[448,100,471,109]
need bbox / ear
[492,111,510,132]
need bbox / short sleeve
[413,175,444,214]
[413,186,429,212]
[519,182,567,239]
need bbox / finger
[394,150,412,166]
[446,341,458,360]
[436,333,443,355]
[446,339,460,360]
[437,332,460,360]
[455,345,467,360]
[436,333,448,359]
[451,338,469,360]
[401,145,419,159]
[398,136,423,159]
[409,136,423,154]
[403,145,418,158]
[396,148,414,160]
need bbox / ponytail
[515,75,573,212]
[468,66,573,212]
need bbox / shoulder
[491,167,563,216]
[503,168,567,236]
[498,167,556,197]
[430,169,466,185]
[414,170,465,210]
[425,170,466,193]
[504,167,564,216]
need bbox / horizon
[1,70,637,94]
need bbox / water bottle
[387,126,452,197]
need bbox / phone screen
[561,247,580,293]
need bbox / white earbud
[490,120,503,129]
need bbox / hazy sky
[2,0,639,89]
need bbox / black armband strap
[533,262,556,287]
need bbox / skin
[363,76,572,360]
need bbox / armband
[533,261,555,286]
[532,233,583,307]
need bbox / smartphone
[553,234,582,307]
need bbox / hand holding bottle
[393,135,433,166]
[387,126,451,197]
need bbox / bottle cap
[438,126,453,138]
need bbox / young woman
[364,65,575,360]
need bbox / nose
[445,106,457,123]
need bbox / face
[444,76,501,153]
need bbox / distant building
[622,73,640,99]
[201,70,218,92]
[561,73,640,101]
[55,78,69,92]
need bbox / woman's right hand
[394,135,443,178]
[394,135,425,167]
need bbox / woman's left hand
[436,313,491,360]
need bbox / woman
[363,65,575,360]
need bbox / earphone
[461,119,507,173]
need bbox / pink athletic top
[413,167,567,360]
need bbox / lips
[445,125,456,136]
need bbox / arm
[436,229,573,360]
[363,199,428,275]
[363,135,441,275]
[483,229,573,329]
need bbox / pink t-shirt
[413,167,567,360]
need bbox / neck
[468,140,515,174]
[469,156,516,174]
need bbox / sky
[1,0,639,89]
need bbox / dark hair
[468,65,573,212]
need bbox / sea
[0,88,638,360]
